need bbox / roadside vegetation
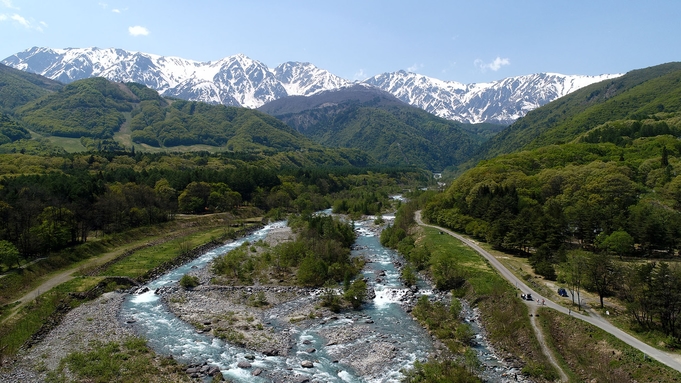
[424,132,681,348]
[383,197,558,382]
[538,308,681,383]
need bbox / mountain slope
[471,62,681,163]
[261,86,497,170]
[12,77,369,159]
[424,64,681,262]
[0,63,63,111]
[3,47,620,124]
[3,47,352,109]
[363,71,621,124]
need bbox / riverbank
[159,222,418,381]
[0,292,175,383]
[2,215,529,383]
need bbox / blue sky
[1,0,679,84]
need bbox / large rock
[300,360,314,368]
[207,365,221,376]
[237,361,252,369]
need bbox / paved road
[415,211,681,374]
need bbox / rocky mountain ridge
[3,47,621,124]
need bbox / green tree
[296,255,328,287]
[597,230,634,259]
[584,252,616,308]
[0,240,20,268]
[344,278,367,309]
[650,262,681,338]
[178,181,211,213]
[430,250,466,290]
[560,251,587,309]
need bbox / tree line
[0,150,424,269]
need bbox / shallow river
[121,215,509,382]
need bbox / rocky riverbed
[0,219,533,383]
[0,292,140,383]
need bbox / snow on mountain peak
[1,46,623,124]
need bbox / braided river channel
[120,213,511,382]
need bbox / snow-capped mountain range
[2,47,621,125]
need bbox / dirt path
[526,303,569,382]
[415,211,681,376]
[0,258,46,280]
[1,232,183,326]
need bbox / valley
[1,45,681,383]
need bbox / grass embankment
[417,226,558,381]
[0,277,119,357]
[99,226,236,279]
[538,308,681,383]
[45,336,190,383]
[0,213,247,307]
[0,212,258,359]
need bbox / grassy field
[44,136,87,153]
[45,336,190,383]
[416,226,559,381]
[538,308,681,383]
[99,226,235,278]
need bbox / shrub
[179,274,199,288]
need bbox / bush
[344,279,367,309]
[179,274,199,288]
[321,283,342,313]
[401,265,417,286]
[402,360,482,383]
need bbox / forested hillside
[424,63,681,342]
[0,63,62,112]
[261,86,502,171]
[0,150,424,264]
[467,62,681,167]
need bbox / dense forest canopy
[0,150,426,259]
[0,63,62,112]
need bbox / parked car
[521,293,533,301]
[557,288,569,297]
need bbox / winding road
[415,211,681,376]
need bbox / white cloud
[474,57,510,72]
[407,63,423,73]
[353,69,367,80]
[12,14,43,31]
[10,13,28,27]
[1,0,19,10]
[112,8,121,13]
[0,13,44,31]
[128,25,150,36]
[98,2,108,9]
